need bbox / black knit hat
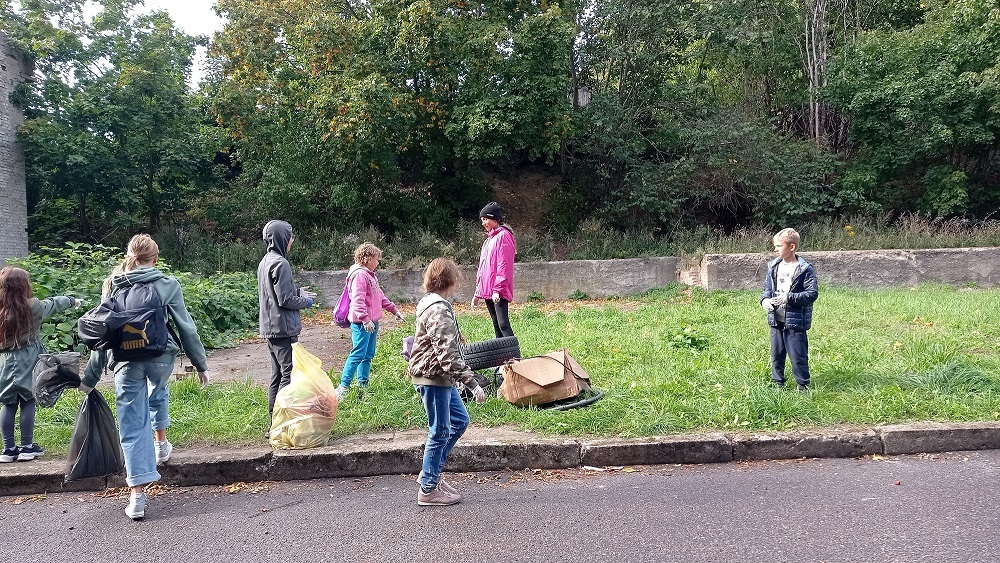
[479,201,503,222]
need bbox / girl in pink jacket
[472,202,517,338]
[337,243,404,400]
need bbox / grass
[156,213,1000,274]
[31,283,1000,455]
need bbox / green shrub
[7,243,256,351]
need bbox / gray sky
[143,1,225,86]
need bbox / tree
[826,0,1000,216]
[210,0,575,233]
[5,0,225,243]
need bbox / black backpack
[78,281,174,361]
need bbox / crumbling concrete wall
[299,257,680,305]
[0,33,31,264]
[701,247,1000,290]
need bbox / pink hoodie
[347,264,398,324]
[475,226,516,301]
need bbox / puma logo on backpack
[120,321,150,350]
[78,281,175,360]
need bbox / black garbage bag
[65,391,124,482]
[33,352,83,408]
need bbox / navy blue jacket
[761,256,818,331]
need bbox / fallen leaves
[222,482,272,495]
[9,494,47,505]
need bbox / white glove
[300,289,317,299]
[73,298,85,308]
[197,370,209,389]
[362,320,376,333]
[471,386,486,404]
[394,311,406,322]
[78,384,94,395]
[761,299,775,312]
[471,297,482,307]
[491,292,500,303]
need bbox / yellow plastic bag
[269,343,339,449]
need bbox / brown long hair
[0,266,35,349]
[102,234,160,297]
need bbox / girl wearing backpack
[0,266,82,463]
[81,234,209,520]
[335,242,404,401]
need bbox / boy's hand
[772,294,788,307]
[73,298,85,308]
[761,299,775,312]
[301,289,317,299]
[197,370,210,389]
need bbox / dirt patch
[184,309,410,386]
[486,165,560,232]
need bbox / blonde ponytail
[102,234,160,297]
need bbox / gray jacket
[257,220,312,339]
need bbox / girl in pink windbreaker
[472,202,517,338]
[337,243,404,400]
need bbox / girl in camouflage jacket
[408,258,485,506]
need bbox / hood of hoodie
[112,265,165,290]
[416,292,449,317]
[263,220,293,258]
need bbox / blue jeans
[114,360,173,487]
[416,385,469,492]
[770,324,810,387]
[340,322,378,388]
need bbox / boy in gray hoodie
[257,220,315,420]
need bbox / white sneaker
[154,440,173,464]
[335,386,348,401]
[125,492,147,520]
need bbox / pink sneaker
[417,486,461,506]
[416,471,458,495]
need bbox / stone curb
[3,422,1000,497]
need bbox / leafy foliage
[6,243,256,351]
[826,0,1000,216]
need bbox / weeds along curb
[4,422,1000,497]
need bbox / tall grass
[31,284,1000,453]
[156,213,1000,274]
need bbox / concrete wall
[0,33,31,264]
[701,247,1000,290]
[298,256,680,305]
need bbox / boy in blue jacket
[761,228,819,391]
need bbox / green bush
[7,243,256,351]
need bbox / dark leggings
[485,298,515,338]
[1,397,36,449]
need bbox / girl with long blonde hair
[82,234,210,520]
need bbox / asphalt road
[2,450,999,562]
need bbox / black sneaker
[797,385,808,393]
[17,443,44,461]
[0,446,19,463]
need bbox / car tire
[460,336,520,372]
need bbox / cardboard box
[499,349,591,407]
